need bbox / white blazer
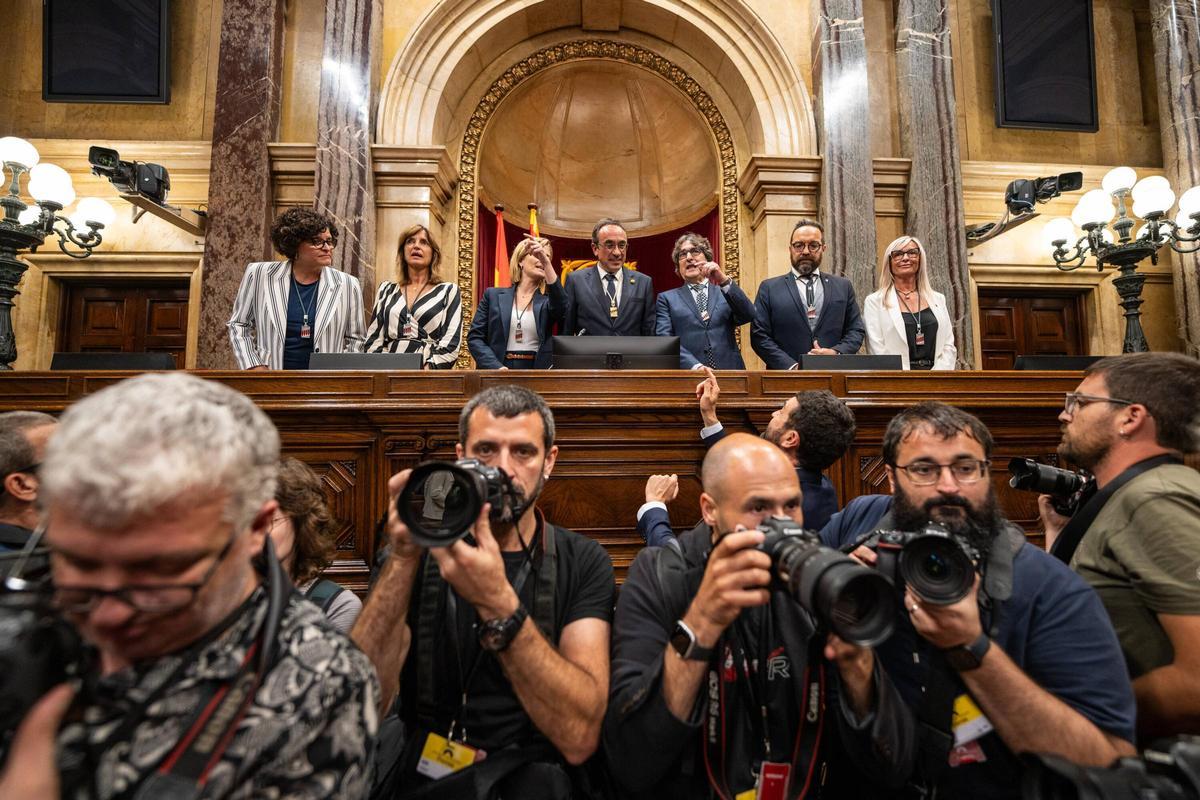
[227,260,366,369]
[863,287,957,370]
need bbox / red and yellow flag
[493,205,510,287]
[528,203,540,238]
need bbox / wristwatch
[670,620,714,661]
[478,604,528,652]
[943,632,991,671]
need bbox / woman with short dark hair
[228,207,366,369]
[270,458,362,633]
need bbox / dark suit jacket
[467,281,566,369]
[563,265,655,336]
[751,271,866,369]
[655,281,755,369]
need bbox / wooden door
[59,281,190,368]
[978,290,1087,369]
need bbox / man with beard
[353,385,615,799]
[1041,353,1200,739]
[827,402,1135,799]
[751,219,866,369]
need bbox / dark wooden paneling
[978,290,1087,370]
[0,370,1090,584]
[60,281,190,368]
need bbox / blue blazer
[751,272,866,369]
[467,281,566,369]
[655,281,755,369]
[563,265,656,336]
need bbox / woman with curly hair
[270,458,362,633]
[228,207,366,369]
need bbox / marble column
[196,0,286,368]
[813,0,877,302]
[1151,0,1200,357]
[314,0,381,304]
[895,0,974,368]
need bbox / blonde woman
[863,235,956,370]
[364,224,462,368]
[467,237,564,369]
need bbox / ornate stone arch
[449,40,739,365]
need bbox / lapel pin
[629,277,635,285]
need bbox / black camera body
[1022,736,1200,800]
[858,524,979,606]
[1008,458,1094,517]
[397,459,526,548]
[1004,172,1084,214]
[88,145,171,205]
[754,518,896,648]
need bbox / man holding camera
[1042,353,1200,739]
[607,433,915,798]
[0,374,378,800]
[830,401,1135,797]
[353,385,615,798]
[0,411,56,551]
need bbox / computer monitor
[50,352,176,370]
[798,354,903,370]
[308,352,423,370]
[1013,355,1101,371]
[551,336,681,369]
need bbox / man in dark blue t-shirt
[824,402,1135,799]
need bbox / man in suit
[654,233,755,369]
[751,218,866,369]
[563,218,656,336]
[637,367,856,545]
[0,411,56,553]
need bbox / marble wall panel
[196,0,287,369]
[813,0,877,302]
[896,0,974,368]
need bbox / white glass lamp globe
[28,164,75,207]
[17,207,41,226]
[1131,176,1175,216]
[0,137,40,169]
[1042,218,1077,248]
[1177,186,1200,218]
[76,197,116,227]
[1071,190,1114,227]
[1101,167,1137,194]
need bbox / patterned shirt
[57,589,379,800]
[364,281,463,368]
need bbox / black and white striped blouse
[364,281,463,368]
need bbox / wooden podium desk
[0,369,1084,589]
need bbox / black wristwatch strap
[478,604,528,652]
[943,632,991,671]
[671,620,714,661]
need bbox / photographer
[352,385,615,798]
[606,433,915,798]
[835,402,1136,798]
[1043,353,1200,739]
[0,374,378,800]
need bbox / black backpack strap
[304,578,347,612]
[415,553,444,724]
[532,524,558,641]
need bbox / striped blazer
[227,261,366,370]
[364,281,462,368]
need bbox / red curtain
[475,203,721,309]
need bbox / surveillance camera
[88,145,171,206]
[1004,171,1083,216]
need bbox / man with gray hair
[0,373,378,800]
[0,410,56,551]
[355,384,615,799]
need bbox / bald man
[605,434,914,798]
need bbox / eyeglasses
[790,241,824,253]
[307,238,336,250]
[597,240,628,252]
[678,247,705,259]
[1063,392,1134,415]
[51,535,237,615]
[893,459,990,486]
[890,248,920,261]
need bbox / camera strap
[1050,454,1181,565]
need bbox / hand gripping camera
[754,518,897,647]
[857,523,980,606]
[396,459,528,547]
[1008,458,1094,517]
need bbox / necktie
[691,284,708,317]
[801,276,817,320]
[604,274,618,317]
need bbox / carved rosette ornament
[454,39,740,367]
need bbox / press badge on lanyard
[948,693,994,766]
[416,731,485,779]
[733,762,790,800]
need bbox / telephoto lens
[396,459,524,547]
[756,518,897,647]
[1008,458,1089,503]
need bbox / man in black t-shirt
[353,385,615,799]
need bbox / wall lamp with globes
[0,136,116,371]
[1041,167,1200,354]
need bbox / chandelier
[0,136,116,370]
[1042,167,1200,353]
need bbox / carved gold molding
[454,39,740,366]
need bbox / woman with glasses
[269,458,362,634]
[467,236,564,369]
[228,207,366,370]
[862,235,957,370]
[364,224,463,368]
